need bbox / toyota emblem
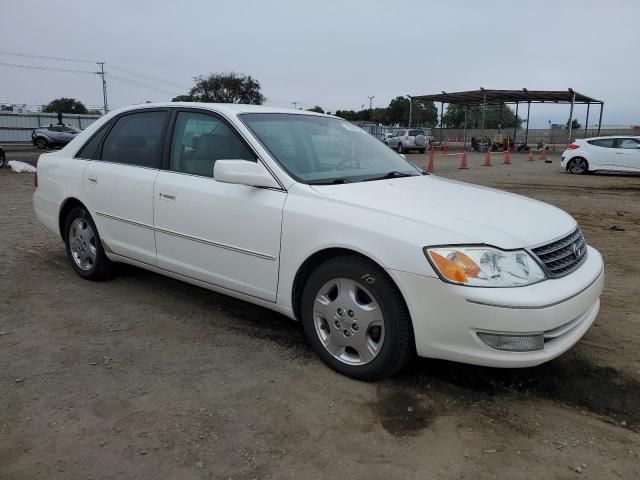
[572,243,580,258]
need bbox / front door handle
[87,175,98,184]
[159,191,177,201]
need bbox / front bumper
[388,245,604,368]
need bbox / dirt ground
[1,147,639,480]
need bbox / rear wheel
[567,157,589,175]
[35,138,48,149]
[397,143,403,154]
[419,148,426,154]
[301,256,414,380]
[64,207,112,280]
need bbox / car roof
[579,135,640,141]
[110,102,333,118]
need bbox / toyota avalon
[33,103,604,380]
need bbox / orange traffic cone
[483,150,492,166]
[458,152,469,169]
[502,149,511,165]
[527,150,534,161]
[427,148,435,173]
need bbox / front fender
[276,185,441,309]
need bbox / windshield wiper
[307,178,352,185]
[362,171,417,182]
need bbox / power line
[0,49,97,64]
[108,74,178,96]
[108,64,190,90]
[0,61,97,74]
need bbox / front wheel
[64,207,112,280]
[35,138,48,149]
[301,256,414,380]
[567,157,589,175]
[397,143,404,154]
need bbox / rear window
[587,139,615,148]
[409,130,425,137]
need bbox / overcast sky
[2,0,638,127]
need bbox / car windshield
[240,113,421,184]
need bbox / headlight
[424,246,546,287]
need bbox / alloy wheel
[68,218,98,271]
[313,278,385,365]
[570,158,587,174]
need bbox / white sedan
[33,103,604,380]
[561,136,640,174]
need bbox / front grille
[531,228,587,278]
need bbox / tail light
[34,171,38,188]
[567,143,580,150]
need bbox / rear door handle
[87,175,98,184]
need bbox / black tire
[397,143,403,154]
[419,148,426,154]
[300,255,414,381]
[63,206,112,280]
[0,148,5,168]
[35,138,48,150]
[567,157,589,175]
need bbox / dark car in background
[31,125,82,149]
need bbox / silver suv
[386,129,428,154]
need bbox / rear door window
[587,139,615,148]
[409,129,425,137]
[615,138,640,149]
[99,111,168,168]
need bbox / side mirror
[214,160,280,189]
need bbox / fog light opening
[477,332,544,352]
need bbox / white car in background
[33,103,604,380]
[561,136,640,174]
[385,129,428,154]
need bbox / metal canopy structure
[411,88,604,147]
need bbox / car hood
[308,175,576,249]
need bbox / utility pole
[567,88,576,144]
[367,95,375,121]
[96,62,108,114]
